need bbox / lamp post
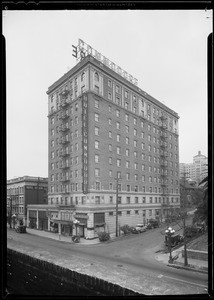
[165,227,175,263]
[73,219,80,236]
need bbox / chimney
[198,151,201,155]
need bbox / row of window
[49,182,179,194]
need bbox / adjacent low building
[7,176,48,225]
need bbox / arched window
[94,72,99,81]
[81,72,85,82]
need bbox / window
[109,196,113,203]
[116,122,120,130]
[95,127,99,136]
[109,183,113,190]
[126,149,129,156]
[117,134,120,142]
[134,129,137,136]
[95,182,101,190]
[109,157,112,164]
[117,159,121,167]
[109,170,112,177]
[142,175,145,182]
[95,141,99,149]
[126,137,129,145]
[116,109,120,117]
[134,140,137,147]
[118,196,122,204]
[142,142,145,150]
[51,117,54,125]
[148,124,151,131]
[135,197,138,204]
[108,92,112,100]
[134,118,137,125]
[135,210,139,215]
[116,97,120,105]
[109,131,112,138]
[94,72,99,81]
[95,196,100,204]
[126,185,130,192]
[126,173,130,180]
[125,114,129,121]
[75,103,78,111]
[142,197,146,203]
[95,154,100,163]
[126,161,130,168]
[95,168,100,177]
[134,163,138,170]
[127,211,131,215]
[125,90,128,98]
[95,113,99,122]
[116,85,120,93]
[125,125,129,133]
[108,79,112,87]
[149,176,152,182]
[117,146,121,155]
[125,102,129,109]
[150,197,153,203]
[109,144,112,151]
[94,99,99,108]
[126,196,130,203]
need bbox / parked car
[146,219,159,229]
[165,234,183,247]
[135,224,147,233]
[130,226,139,234]
[15,225,27,233]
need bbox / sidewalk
[155,246,208,274]
[9,226,101,245]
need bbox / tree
[193,175,208,225]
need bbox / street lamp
[165,227,175,263]
[73,219,80,235]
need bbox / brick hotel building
[27,51,180,239]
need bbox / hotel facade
[27,41,180,239]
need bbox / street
[7,225,208,295]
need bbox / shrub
[120,224,131,235]
[97,231,110,242]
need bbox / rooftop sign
[72,39,138,86]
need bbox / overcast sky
[3,10,212,180]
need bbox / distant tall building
[7,176,48,225]
[180,151,207,184]
[27,39,180,239]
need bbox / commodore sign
[72,39,138,86]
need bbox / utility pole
[181,171,189,266]
[115,172,119,237]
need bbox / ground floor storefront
[26,204,180,239]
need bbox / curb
[167,263,208,274]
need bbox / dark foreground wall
[7,249,142,296]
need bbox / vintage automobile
[165,233,183,247]
[130,226,139,234]
[15,225,27,233]
[135,224,147,233]
[146,219,159,229]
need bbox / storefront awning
[51,219,73,225]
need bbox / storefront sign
[82,95,88,194]
[72,39,138,86]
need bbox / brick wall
[7,249,142,296]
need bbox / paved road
[7,226,208,295]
